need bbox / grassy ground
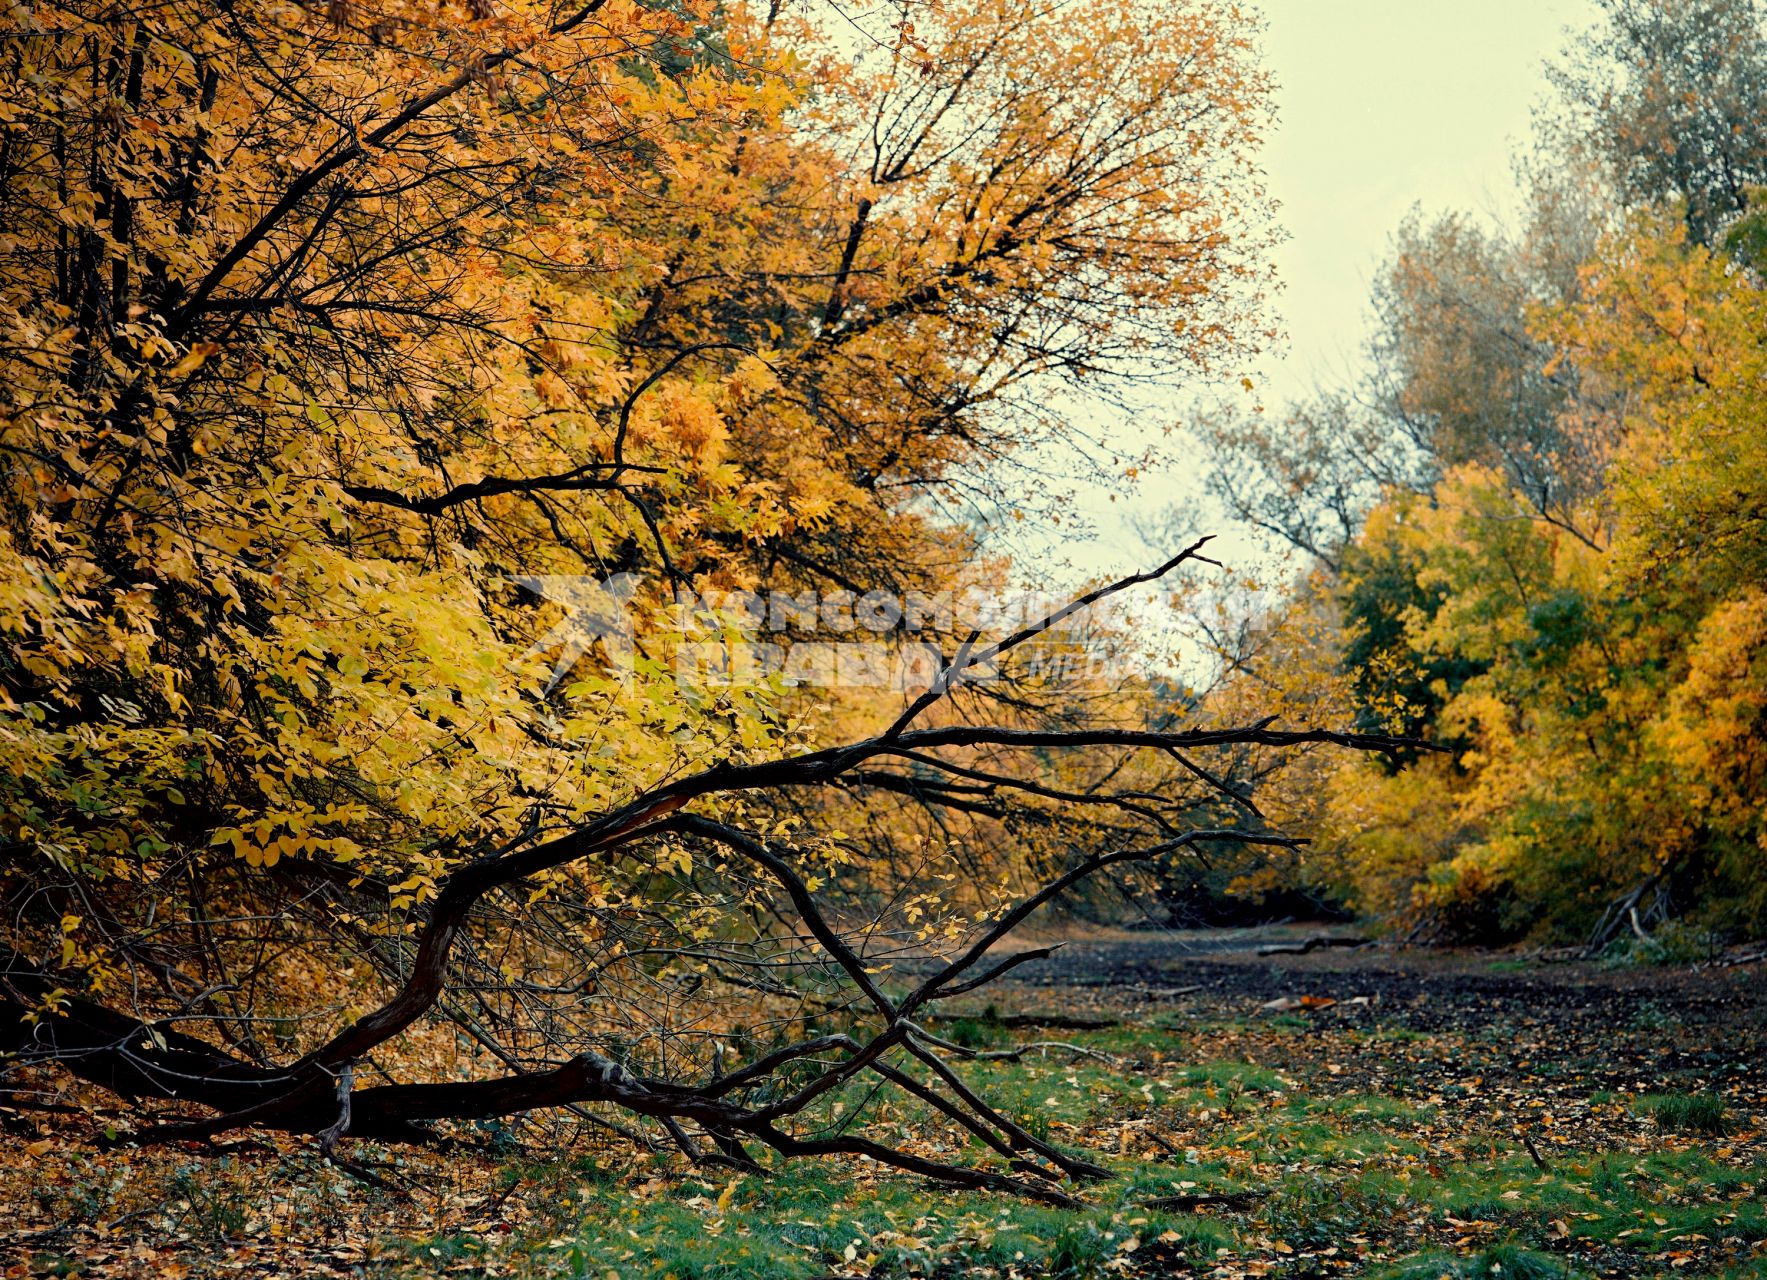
[3,945,1763,1278]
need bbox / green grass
[17,1009,1763,1280]
[484,1002,1751,1279]
[1635,1091,1734,1135]
[1378,1244,1577,1278]
[409,1168,1238,1280]
[376,1065,1755,1279]
[1319,1092,1434,1123]
[1175,1061,1285,1093]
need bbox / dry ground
[3,938,1762,1279]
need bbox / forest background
[0,0,1764,1221]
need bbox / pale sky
[1253,0,1593,400]
[1024,0,1599,583]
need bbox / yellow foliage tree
[1,0,1410,1192]
[1295,213,1767,943]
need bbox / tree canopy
[1,0,1405,1191]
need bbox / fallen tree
[0,0,1375,1200]
[3,551,1420,1199]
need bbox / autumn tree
[1235,209,1767,944]
[1191,12,1767,943]
[0,0,1413,1193]
[1549,0,1767,245]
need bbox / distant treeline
[1200,0,1767,947]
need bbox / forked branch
[3,553,1432,1199]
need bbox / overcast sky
[1026,0,1599,583]
[1253,0,1593,401]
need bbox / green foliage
[1337,509,1486,758]
[1634,1092,1734,1136]
[1602,922,1726,970]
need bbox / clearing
[3,936,1762,1279]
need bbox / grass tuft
[1634,1090,1733,1135]
[1380,1243,1574,1278]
